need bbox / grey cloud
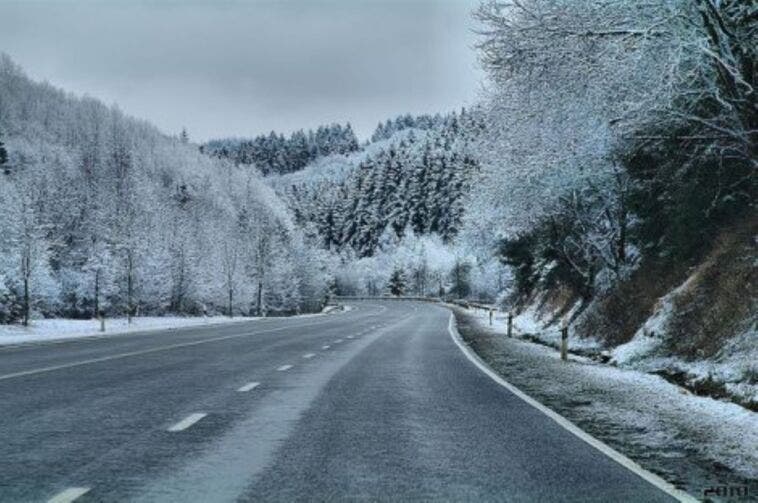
[0,0,482,141]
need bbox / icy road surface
[0,301,675,502]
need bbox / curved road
[0,301,674,502]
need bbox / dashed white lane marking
[303,353,316,359]
[48,487,90,503]
[0,317,356,382]
[334,339,343,344]
[277,364,293,371]
[346,335,354,339]
[446,313,697,503]
[322,345,330,350]
[167,412,207,432]
[237,381,260,392]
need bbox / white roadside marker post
[489,309,493,326]
[99,310,105,332]
[561,320,569,361]
[507,313,513,338]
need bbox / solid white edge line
[167,412,207,432]
[277,364,293,371]
[47,487,90,503]
[446,312,697,503]
[237,381,260,392]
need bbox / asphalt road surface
[0,301,676,502]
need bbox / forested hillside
[203,123,359,176]
[0,55,332,323]
[272,109,482,257]
[369,113,443,142]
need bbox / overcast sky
[0,0,483,142]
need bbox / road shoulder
[450,306,758,500]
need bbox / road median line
[168,412,207,432]
[47,487,90,503]
[237,382,260,392]
[0,314,378,382]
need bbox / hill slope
[0,55,330,322]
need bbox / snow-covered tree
[387,267,406,296]
[0,55,332,323]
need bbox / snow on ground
[611,275,689,366]
[474,303,604,352]
[0,303,352,346]
[615,325,758,408]
[608,276,758,408]
[0,316,260,346]
[454,306,758,497]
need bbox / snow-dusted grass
[0,303,350,347]
[473,303,604,352]
[482,283,757,409]
[0,316,261,346]
[614,325,758,408]
[606,273,758,408]
[455,307,758,494]
[610,275,690,366]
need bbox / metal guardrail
[332,295,442,303]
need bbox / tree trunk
[256,280,263,317]
[94,268,100,318]
[617,203,627,266]
[177,259,184,313]
[22,253,30,327]
[127,250,133,324]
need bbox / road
[0,301,676,502]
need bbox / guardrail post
[560,321,569,361]
[507,313,513,337]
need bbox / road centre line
[237,382,260,392]
[0,311,384,382]
[167,412,207,432]
[47,487,90,503]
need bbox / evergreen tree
[277,109,481,258]
[0,132,8,175]
[449,259,471,299]
[203,122,360,176]
[387,267,406,296]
